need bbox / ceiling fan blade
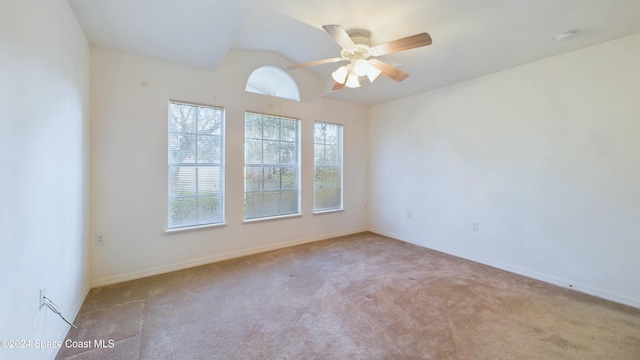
[332,68,352,91]
[322,24,355,49]
[287,57,344,70]
[332,81,346,91]
[369,32,432,56]
[369,59,409,82]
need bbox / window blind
[168,101,224,228]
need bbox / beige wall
[89,47,369,286]
[0,1,90,359]
[368,33,640,308]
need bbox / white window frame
[244,112,301,221]
[245,66,300,102]
[313,121,344,213]
[167,100,225,230]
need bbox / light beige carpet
[56,232,640,359]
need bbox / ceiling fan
[287,25,432,90]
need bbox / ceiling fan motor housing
[340,44,371,61]
[288,25,431,88]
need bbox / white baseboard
[90,227,367,288]
[369,227,640,310]
[90,225,639,309]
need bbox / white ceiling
[68,0,640,106]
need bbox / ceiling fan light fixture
[353,58,371,77]
[331,65,349,83]
[289,25,432,90]
[366,66,382,82]
[345,73,360,88]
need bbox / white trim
[165,222,226,234]
[368,227,640,309]
[90,227,366,288]
[243,213,303,224]
[313,209,344,215]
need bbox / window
[244,112,300,220]
[314,122,343,212]
[168,101,224,229]
[245,66,300,102]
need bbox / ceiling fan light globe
[331,66,349,83]
[366,66,382,82]
[345,73,361,88]
[353,59,371,77]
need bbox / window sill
[313,208,344,215]
[243,213,303,224]
[165,222,226,234]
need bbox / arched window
[245,66,300,102]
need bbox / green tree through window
[244,112,300,219]
[314,122,343,212]
[168,101,224,228]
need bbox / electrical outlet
[407,211,412,219]
[472,222,479,231]
[39,288,46,308]
[95,234,105,246]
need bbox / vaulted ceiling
[68,0,640,106]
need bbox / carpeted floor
[56,232,640,359]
